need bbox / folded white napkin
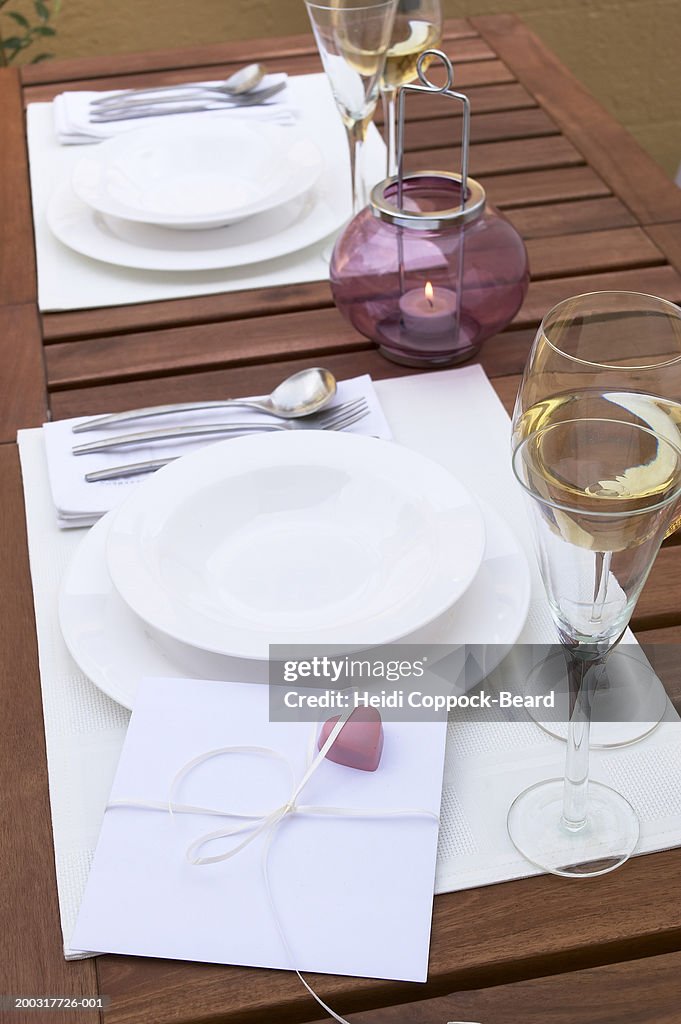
[53,73,296,144]
[43,375,393,528]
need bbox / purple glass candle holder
[329,171,529,367]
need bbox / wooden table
[2,14,681,1024]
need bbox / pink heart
[318,707,384,772]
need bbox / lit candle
[398,281,458,338]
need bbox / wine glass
[512,291,681,745]
[380,0,442,176]
[512,292,681,473]
[305,0,398,214]
[509,417,681,876]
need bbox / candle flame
[424,281,434,308]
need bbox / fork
[76,399,370,469]
[89,82,286,123]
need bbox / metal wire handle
[396,49,471,213]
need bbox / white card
[71,677,447,982]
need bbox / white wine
[515,389,681,467]
[381,19,442,90]
[513,389,681,546]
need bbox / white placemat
[27,73,385,312]
[17,365,681,959]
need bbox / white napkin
[43,374,393,528]
[54,73,295,144]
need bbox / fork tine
[312,398,368,427]
[312,396,365,420]
[321,406,371,432]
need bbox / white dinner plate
[106,432,487,660]
[59,499,530,710]
[47,166,345,272]
[71,121,323,230]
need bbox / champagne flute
[511,291,681,746]
[305,0,398,214]
[509,417,681,877]
[380,0,442,176]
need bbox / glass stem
[561,648,600,831]
[382,88,397,177]
[347,121,367,216]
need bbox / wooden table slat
[0,68,37,306]
[411,133,585,179]
[505,195,637,238]
[403,106,559,152]
[481,165,611,209]
[0,304,48,441]
[306,950,681,1024]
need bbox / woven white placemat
[17,365,681,957]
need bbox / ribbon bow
[109,710,439,1024]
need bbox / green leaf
[35,24,56,34]
[34,0,49,20]
[7,10,30,26]
[1,35,24,50]
[31,52,53,62]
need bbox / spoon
[71,368,338,433]
[91,63,267,107]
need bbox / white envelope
[71,677,447,982]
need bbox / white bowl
[71,120,323,230]
[106,432,486,660]
[60,499,529,710]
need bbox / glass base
[507,778,639,878]
[524,648,668,748]
[377,344,479,368]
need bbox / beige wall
[8,0,681,178]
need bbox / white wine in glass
[509,417,681,878]
[511,291,681,748]
[512,292,681,537]
[381,0,442,175]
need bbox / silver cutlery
[90,63,266,107]
[89,82,286,123]
[91,80,284,113]
[72,368,337,433]
[82,401,371,479]
[88,81,284,122]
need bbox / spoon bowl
[224,63,267,94]
[71,367,338,433]
[263,368,338,417]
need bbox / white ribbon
[108,709,440,1024]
